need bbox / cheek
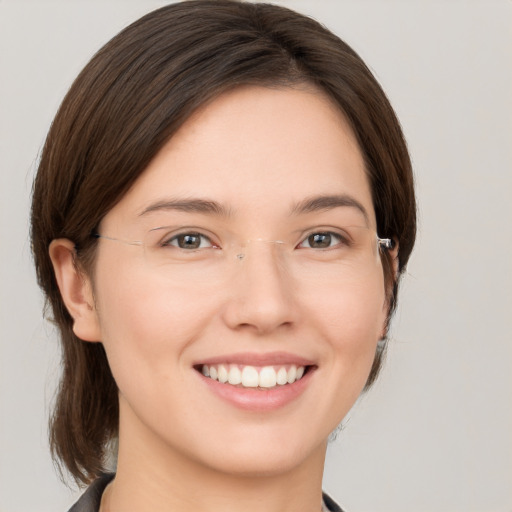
[309,270,387,339]
[305,274,386,377]
[92,259,217,388]
[291,275,387,434]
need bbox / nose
[221,241,298,335]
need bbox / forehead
[104,85,374,227]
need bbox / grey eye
[168,233,212,249]
[298,232,346,249]
[309,233,331,248]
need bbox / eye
[298,231,346,249]
[164,232,214,250]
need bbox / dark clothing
[67,473,344,512]
[68,474,114,512]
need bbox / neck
[102,405,327,512]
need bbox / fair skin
[50,85,396,512]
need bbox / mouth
[193,354,316,411]
[194,363,313,389]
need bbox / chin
[181,422,329,479]
[201,442,324,478]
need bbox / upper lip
[194,351,316,367]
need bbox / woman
[30,1,416,511]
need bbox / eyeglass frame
[91,229,395,258]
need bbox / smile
[200,364,306,388]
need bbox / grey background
[1,1,511,511]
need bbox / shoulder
[67,474,115,512]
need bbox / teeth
[259,366,277,388]
[241,366,259,387]
[228,365,242,385]
[276,367,288,385]
[201,363,307,388]
[287,365,297,384]
[218,364,228,383]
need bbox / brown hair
[31,0,416,485]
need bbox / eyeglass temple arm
[378,237,394,250]
[92,233,143,246]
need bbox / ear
[389,238,400,280]
[380,238,400,339]
[49,239,102,342]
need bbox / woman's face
[86,85,389,476]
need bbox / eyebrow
[138,193,370,224]
[290,194,370,225]
[139,198,232,217]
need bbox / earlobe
[49,239,101,342]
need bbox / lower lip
[197,368,314,412]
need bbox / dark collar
[67,473,114,512]
[67,473,344,512]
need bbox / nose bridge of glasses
[234,238,286,261]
